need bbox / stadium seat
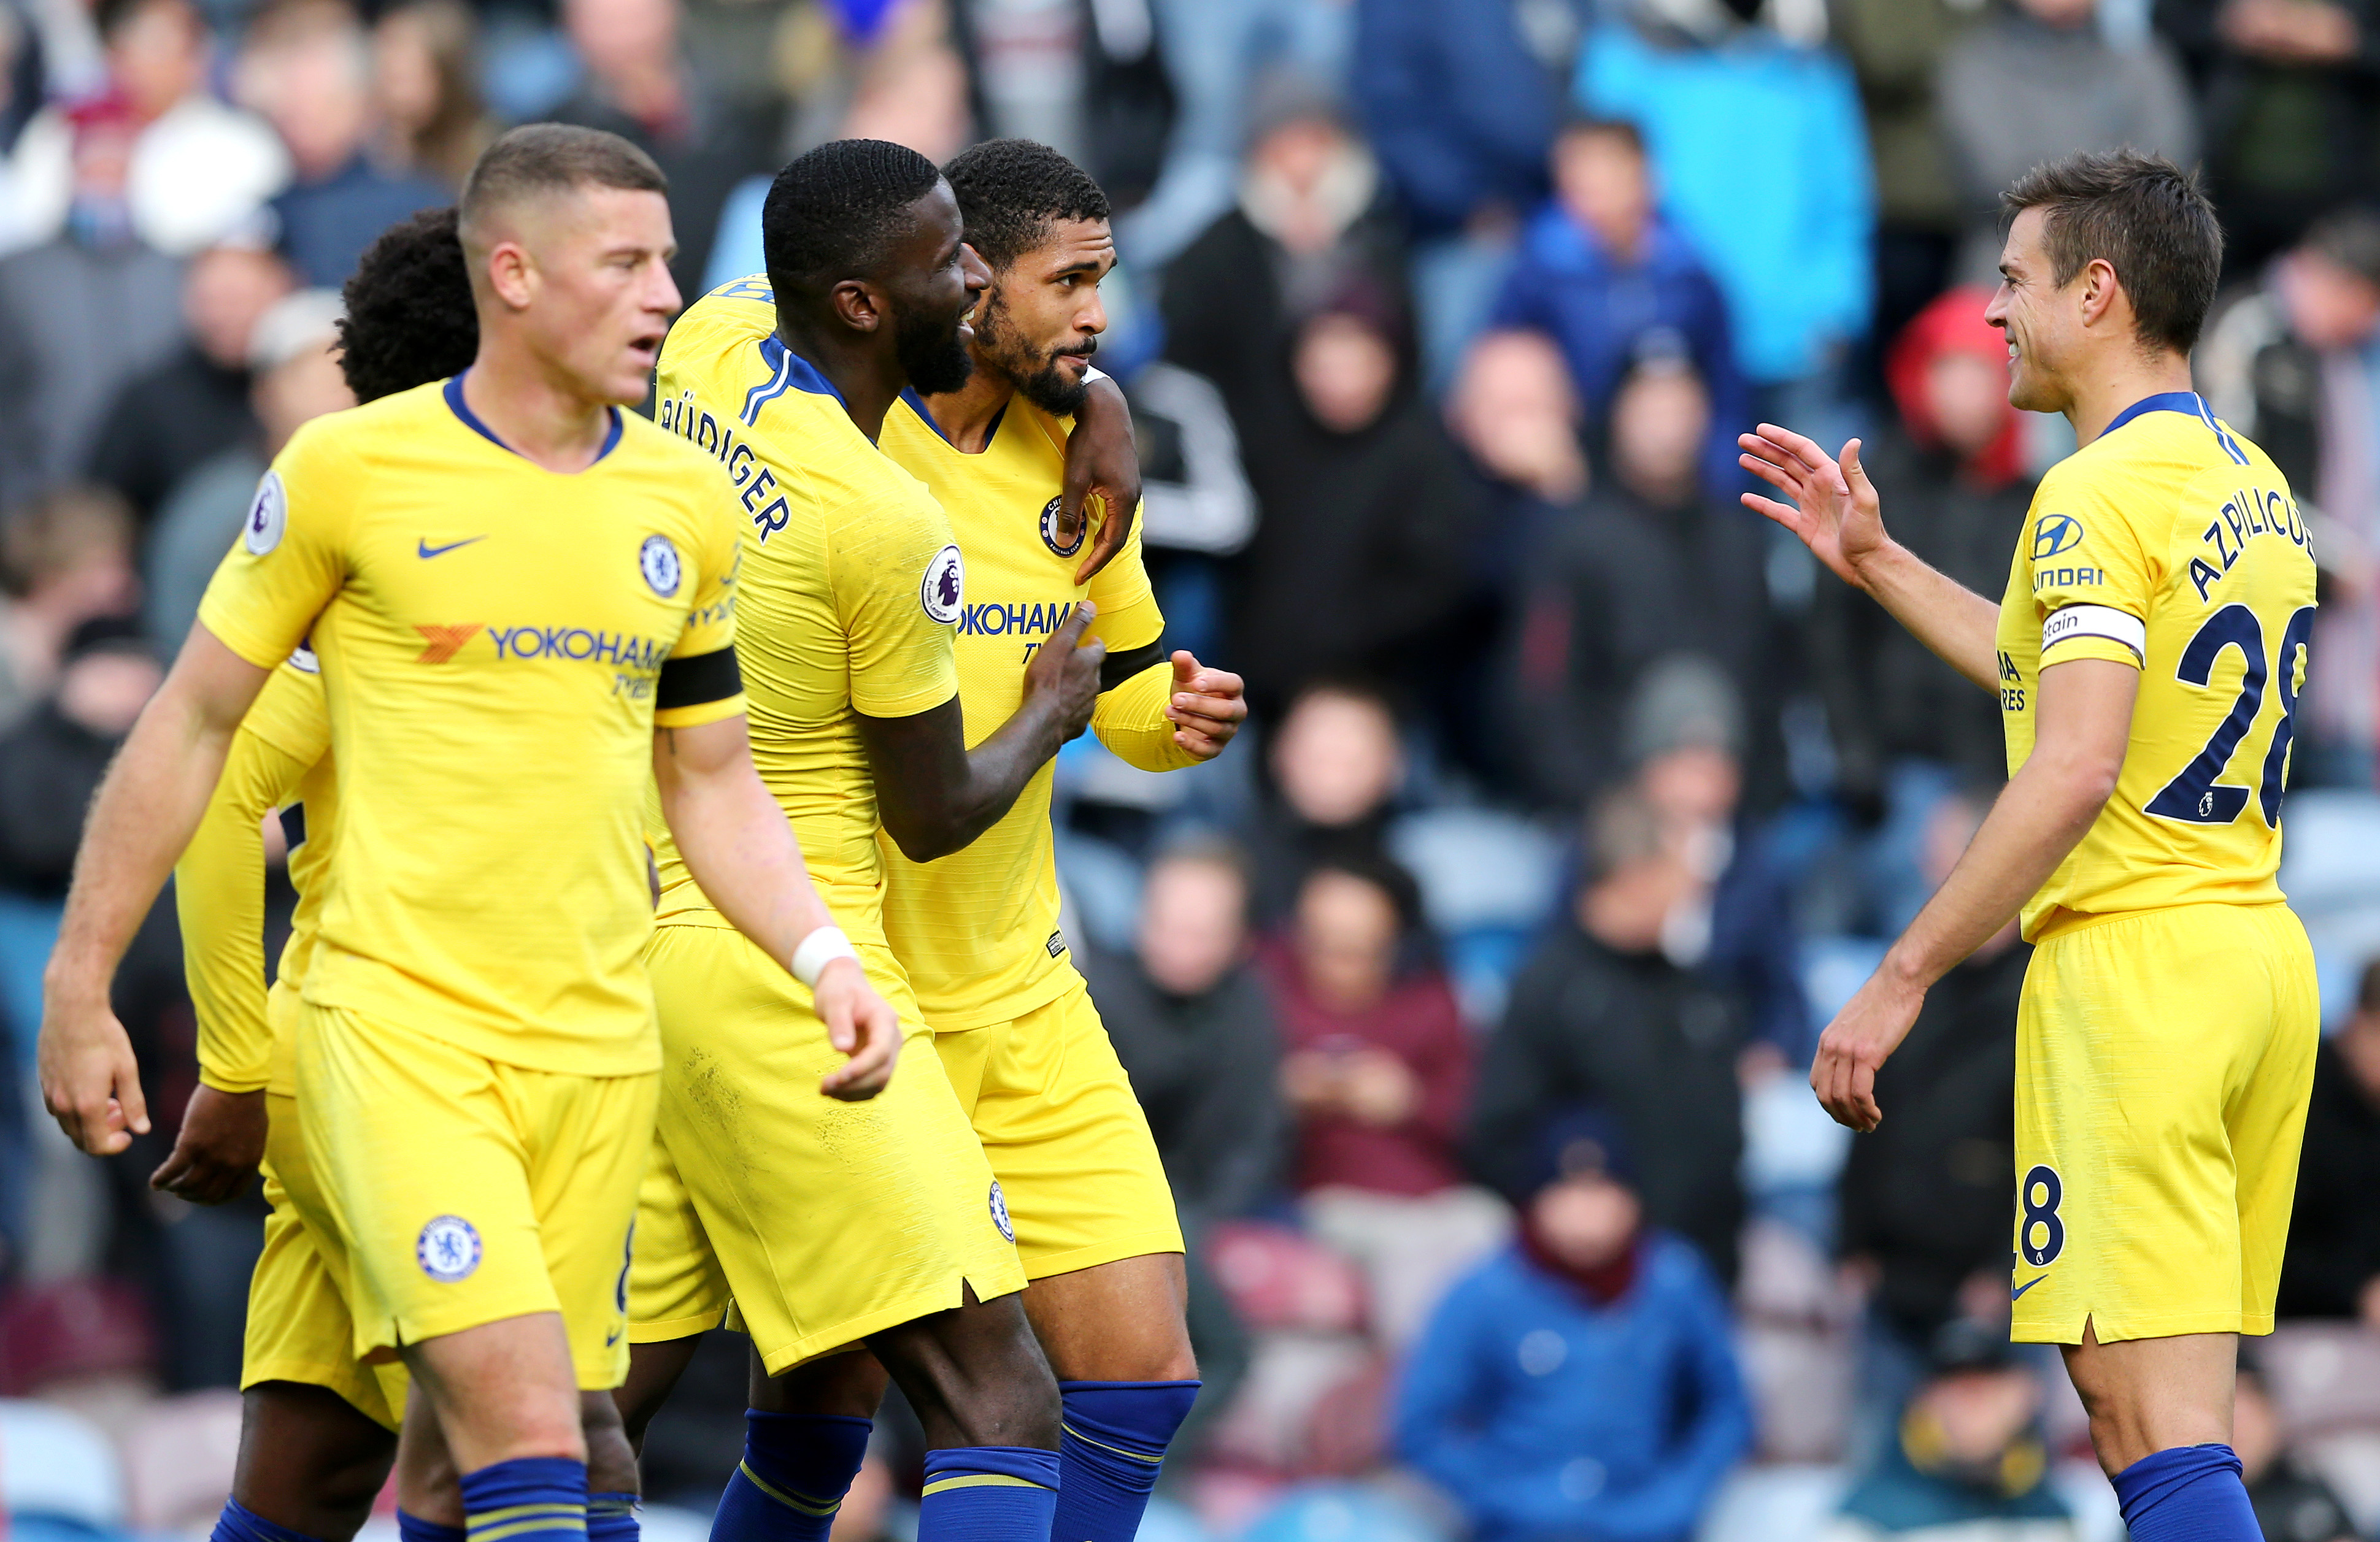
[0,1397,129,1532]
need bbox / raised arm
[1740,424,2002,690]
[653,713,901,1100]
[1811,655,2138,1131]
[40,624,272,1154]
[859,599,1106,862]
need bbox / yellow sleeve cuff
[1092,659,1201,772]
[652,692,749,730]
[2040,637,2144,670]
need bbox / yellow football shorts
[242,1084,409,1429]
[626,924,1026,1375]
[291,1001,654,1389]
[2011,901,2318,1344]
[931,976,1183,1281]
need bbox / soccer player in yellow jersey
[611,139,1131,1542]
[145,209,482,1542]
[37,125,899,1542]
[871,139,1246,1542]
[1744,151,2317,1542]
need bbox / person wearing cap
[1824,1319,2076,1542]
[144,287,349,653]
[1393,1108,1750,1542]
[2197,207,2380,787]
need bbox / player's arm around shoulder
[1057,370,1141,583]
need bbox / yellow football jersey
[177,650,334,1095]
[875,389,1188,1030]
[645,279,961,943]
[195,377,745,1076]
[1997,391,2317,940]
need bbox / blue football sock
[398,1513,467,1542]
[587,1494,639,1542]
[2111,1444,2262,1541]
[212,1498,325,1542]
[460,1456,589,1542]
[710,1411,871,1542]
[918,1446,1060,1541]
[1053,1381,1200,1542]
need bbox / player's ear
[831,278,884,335]
[485,239,537,312]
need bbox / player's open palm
[1739,424,1887,588]
[1026,599,1106,742]
[814,956,901,1102]
[37,999,150,1155]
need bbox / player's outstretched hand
[1165,651,1245,760]
[814,955,901,1102]
[1025,599,1106,742]
[151,1084,266,1203]
[1809,967,1927,1133]
[37,994,150,1155]
[1060,375,1142,585]
[1739,425,1888,589]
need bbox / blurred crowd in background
[15,0,2380,1539]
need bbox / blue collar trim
[444,372,622,464]
[2103,389,2250,464]
[899,386,1004,450]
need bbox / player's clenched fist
[1165,651,1246,760]
[151,1084,268,1203]
[1808,967,1927,1133]
[814,954,902,1101]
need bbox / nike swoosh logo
[2011,1276,2047,1301]
[605,1327,623,1347]
[418,536,487,559]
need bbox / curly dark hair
[942,139,1111,270]
[338,207,477,404]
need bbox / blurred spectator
[1350,0,1569,381]
[0,104,186,513]
[1821,1321,2073,1542]
[1121,4,1350,267]
[0,486,139,728]
[1468,784,1746,1283]
[2233,1356,2358,1542]
[146,288,348,650]
[372,0,493,189]
[2198,210,2380,786]
[1227,286,1481,715]
[1576,0,1873,437]
[2277,955,2380,1322]
[1161,83,1409,454]
[1633,684,1811,1063]
[1498,353,1774,810]
[1811,288,2028,811]
[88,243,292,524]
[1448,327,1588,568]
[1485,117,1744,490]
[1090,840,1284,1222]
[1264,854,1503,1347]
[2158,0,2380,273]
[1835,0,1982,367]
[1393,1111,1750,1542]
[0,615,160,899]
[239,0,445,290]
[552,0,767,296]
[1249,679,1403,924]
[0,0,287,259]
[1939,0,2200,283]
[1836,791,2028,1427]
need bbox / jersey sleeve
[654,502,747,729]
[1085,506,1163,653]
[831,486,961,719]
[2030,462,2160,671]
[175,667,326,1092]
[194,420,353,668]
[1091,658,1201,772]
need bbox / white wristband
[790,926,859,988]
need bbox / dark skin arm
[861,600,1106,862]
[152,1085,266,1203]
[1057,375,1141,584]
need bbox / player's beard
[977,289,1095,416]
[895,294,975,396]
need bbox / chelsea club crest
[1039,496,1084,559]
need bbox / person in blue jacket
[1393,1110,1752,1542]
